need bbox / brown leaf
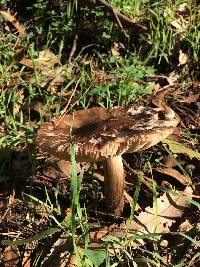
[171,127,181,141]
[128,186,193,234]
[46,158,90,177]
[107,186,193,251]
[22,242,37,267]
[179,93,199,104]
[177,3,188,12]
[40,232,73,267]
[65,207,71,217]
[178,50,189,66]
[0,10,26,36]
[111,42,121,58]
[155,167,191,185]
[20,49,59,70]
[2,246,19,267]
[90,226,112,239]
[6,48,26,71]
[163,155,177,168]
[13,88,25,115]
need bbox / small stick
[68,34,78,64]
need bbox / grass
[0,0,200,266]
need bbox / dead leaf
[6,48,26,71]
[65,208,71,217]
[0,124,6,138]
[171,127,181,140]
[22,242,37,267]
[163,155,177,168]
[104,186,193,252]
[167,71,180,84]
[8,189,16,205]
[164,138,200,160]
[177,3,188,13]
[40,232,72,267]
[111,43,121,58]
[90,226,114,239]
[127,186,193,234]
[152,86,177,107]
[179,93,199,104]
[178,50,189,66]
[171,19,182,30]
[155,167,191,185]
[0,10,26,36]
[38,49,59,67]
[20,49,59,70]
[46,158,90,177]
[179,219,192,232]
[2,246,19,267]
[14,88,25,114]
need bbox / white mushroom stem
[103,155,124,215]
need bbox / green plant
[110,0,145,19]
[146,7,177,64]
[78,53,155,108]
[26,0,77,52]
[185,9,200,62]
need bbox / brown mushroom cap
[37,106,178,161]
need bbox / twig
[61,83,92,115]
[57,77,81,124]
[79,0,147,32]
[68,33,78,64]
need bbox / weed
[80,53,155,108]
[26,0,78,51]
[185,8,200,62]
[146,7,177,64]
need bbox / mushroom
[36,105,178,215]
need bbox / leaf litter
[0,2,200,266]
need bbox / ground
[0,1,200,266]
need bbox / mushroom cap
[37,106,178,162]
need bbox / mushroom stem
[103,155,124,215]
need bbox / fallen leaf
[127,186,193,234]
[164,138,200,160]
[46,158,90,177]
[179,219,192,232]
[170,16,188,34]
[14,88,25,114]
[6,48,26,71]
[171,127,181,139]
[163,155,177,168]
[65,208,71,217]
[167,71,180,84]
[179,93,199,104]
[22,242,37,267]
[90,226,114,239]
[101,187,193,252]
[155,167,191,185]
[2,246,19,267]
[0,10,26,36]
[111,43,121,58]
[178,50,189,66]
[20,49,59,70]
[177,3,188,12]
[27,65,70,94]
[40,231,72,267]
[171,20,184,31]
